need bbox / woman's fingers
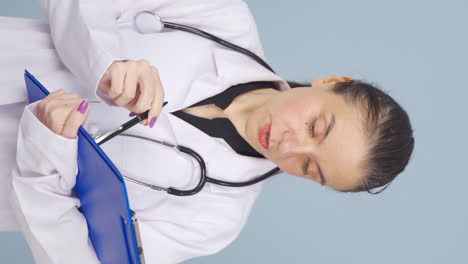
[41,89,66,103]
[107,64,125,99]
[98,61,125,100]
[147,69,165,128]
[48,89,66,97]
[37,92,90,139]
[131,74,153,114]
[97,60,165,127]
[114,62,137,106]
[97,68,111,95]
[61,99,90,139]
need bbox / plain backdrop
[1,0,467,263]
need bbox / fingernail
[149,117,157,128]
[129,112,136,117]
[77,100,88,114]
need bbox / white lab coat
[0,0,290,263]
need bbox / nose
[276,130,312,158]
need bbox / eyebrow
[314,114,336,185]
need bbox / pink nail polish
[77,100,88,114]
[149,117,157,128]
[129,112,136,117]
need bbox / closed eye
[304,114,332,186]
[310,114,334,145]
[309,118,318,137]
[303,159,325,185]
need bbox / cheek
[272,158,297,175]
[274,158,315,181]
[272,98,313,121]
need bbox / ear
[311,76,353,88]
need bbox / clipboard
[24,70,143,264]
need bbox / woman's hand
[97,60,165,127]
[36,90,90,139]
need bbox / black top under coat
[171,82,277,158]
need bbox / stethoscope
[92,11,282,196]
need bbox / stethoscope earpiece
[134,11,165,34]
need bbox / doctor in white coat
[0,0,289,263]
[0,0,415,263]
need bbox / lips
[259,122,271,150]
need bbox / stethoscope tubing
[163,22,275,73]
[135,11,275,73]
[113,134,281,196]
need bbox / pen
[133,101,169,123]
[94,101,169,145]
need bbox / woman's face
[246,76,367,191]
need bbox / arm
[9,94,99,264]
[39,0,131,103]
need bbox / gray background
[1,0,467,263]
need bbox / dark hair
[287,80,415,195]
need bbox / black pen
[95,101,169,145]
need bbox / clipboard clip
[131,210,146,264]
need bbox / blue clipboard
[24,70,142,264]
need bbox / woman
[0,0,414,263]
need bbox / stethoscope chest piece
[135,11,165,34]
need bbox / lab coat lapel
[177,46,290,111]
[209,47,290,92]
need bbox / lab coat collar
[181,46,290,110]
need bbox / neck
[225,88,277,115]
[224,87,279,144]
